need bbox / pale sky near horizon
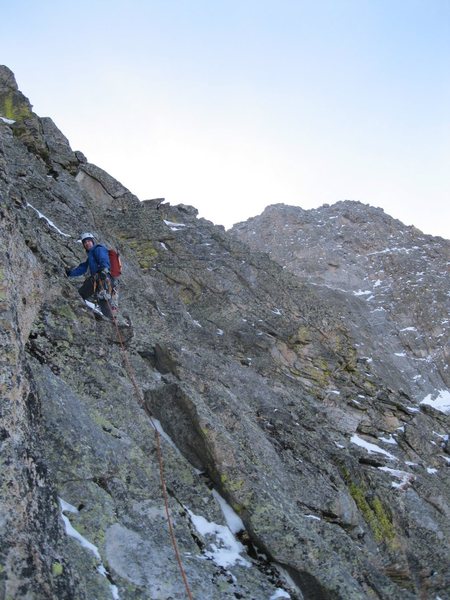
[1,0,449,238]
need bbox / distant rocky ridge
[1,65,449,600]
[232,202,450,401]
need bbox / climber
[65,232,119,319]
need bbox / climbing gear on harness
[94,272,113,301]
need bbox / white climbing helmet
[80,232,95,243]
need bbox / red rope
[107,305,194,600]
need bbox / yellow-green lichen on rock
[347,479,397,547]
[51,562,64,577]
[0,90,32,121]
[126,239,158,270]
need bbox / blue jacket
[68,244,110,277]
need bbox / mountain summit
[1,67,449,600]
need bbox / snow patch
[270,589,291,599]
[163,220,187,231]
[351,434,397,460]
[59,498,120,599]
[420,390,450,414]
[212,490,245,534]
[0,116,15,124]
[379,435,397,445]
[378,467,413,489]
[27,203,71,237]
[187,504,250,569]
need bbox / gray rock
[1,66,449,600]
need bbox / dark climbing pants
[78,276,113,319]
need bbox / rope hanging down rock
[107,304,194,600]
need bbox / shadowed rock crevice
[145,382,212,472]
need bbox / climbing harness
[105,299,194,600]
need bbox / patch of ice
[351,434,397,460]
[160,242,168,250]
[217,329,224,336]
[353,289,372,296]
[420,390,450,414]
[271,308,282,315]
[394,352,406,357]
[400,327,417,332]
[27,203,71,237]
[304,514,321,521]
[426,467,438,474]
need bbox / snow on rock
[59,498,120,599]
[27,203,71,237]
[377,467,414,489]
[351,434,397,460]
[270,589,291,599]
[163,219,187,231]
[186,501,251,569]
[212,489,245,534]
[420,390,450,414]
[378,435,397,445]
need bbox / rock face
[0,66,449,600]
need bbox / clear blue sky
[1,0,449,238]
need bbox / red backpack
[108,249,122,278]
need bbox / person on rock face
[66,232,118,319]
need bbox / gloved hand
[65,267,72,276]
[99,269,109,280]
